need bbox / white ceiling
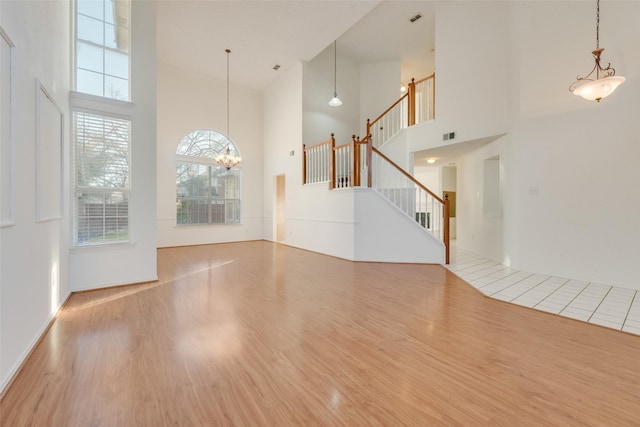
[337,2,435,84]
[413,136,504,168]
[156,0,435,92]
[157,0,455,166]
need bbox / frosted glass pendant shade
[572,76,625,102]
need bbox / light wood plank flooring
[1,241,639,426]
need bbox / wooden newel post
[443,193,450,265]
[329,133,336,189]
[408,78,416,126]
[366,133,373,188]
[302,143,307,185]
[365,119,373,187]
[352,135,360,187]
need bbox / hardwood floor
[2,241,639,426]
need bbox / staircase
[302,73,450,264]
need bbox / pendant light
[215,49,242,170]
[569,0,625,102]
[329,40,342,107]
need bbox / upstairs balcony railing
[366,74,435,148]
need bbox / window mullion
[207,166,212,224]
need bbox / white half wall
[287,184,356,260]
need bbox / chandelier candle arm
[215,147,241,171]
[569,0,625,102]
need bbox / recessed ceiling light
[427,158,436,164]
[273,64,281,70]
[410,13,422,23]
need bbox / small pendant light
[329,40,342,106]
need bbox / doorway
[275,174,286,242]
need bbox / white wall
[0,0,71,392]
[408,2,510,152]
[453,1,640,289]
[265,61,356,257]
[456,137,507,264]
[156,63,264,247]
[69,0,157,290]
[359,60,401,136]
[379,131,412,171]
[262,62,303,242]
[415,166,440,195]
[303,45,360,147]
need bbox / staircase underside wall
[353,189,445,264]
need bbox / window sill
[175,223,243,228]
[69,91,134,116]
[70,241,136,253]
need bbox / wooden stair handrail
[370,145,444,204]
[365,73,436,142]
[368,92,409,128]
[368,138,449,264]
[303,137,333,152]
[413,73,435,86]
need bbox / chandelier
[215,146,241,171]
[569,0,625,102]
[216,49,242,170]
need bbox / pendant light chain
[226,49,230,138]
[333,40,337,95]
[596,0,600,49]
[215,48,241,170]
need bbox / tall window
[75,0,130,101]
[176,130,241,225]
[73,111,130,245]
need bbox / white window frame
[72,107,131,247]
[176,130,242,226]
[74,0,131,101]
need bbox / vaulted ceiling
[156,0,435,92]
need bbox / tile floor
[445,244,640,336]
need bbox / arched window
[176,129,241,225]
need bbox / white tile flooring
[445,244,640,336]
